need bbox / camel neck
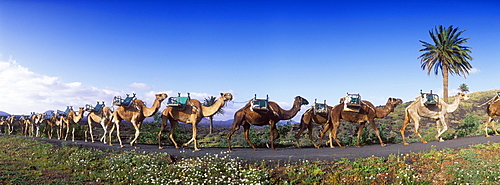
[143,98,162,117]
[201,97,226,117]
[279,100,303,120]
[446,96,462,113]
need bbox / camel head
[388,97,403,106]
[220,93,234,102]
[155,93,168,102]
[456,92,469,101]
[295,96,309,106]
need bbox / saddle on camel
[343,93,362,112]
[313,99,328,116]
[420,90,439,106]
[113,93,136,107]
[86,101,105,113]
[251,94,270,112]
[167,93,191,110]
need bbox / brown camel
[85,102,113,143]
[326,97,403,148]
[400,92,469,145]
[227,96,309,151]
[295,100,334,148]
[108,93,167,149]
[42,112,60,139]
[483,93,500,137]
[60,107,85,141]
[158,93,233,151]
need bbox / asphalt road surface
[17,135,500,161]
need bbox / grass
[2,135,500,184]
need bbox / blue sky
[1,0,499,121]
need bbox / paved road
[16,135,500,161]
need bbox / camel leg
[436,118,448,142]
[268,121,278,150]
[129,121,142,149]
[369,120,386,147]
[71,125,75,142]
[226,122,241,151]
[108,123,116,146]
[330,122,344,148]
[307,122,318,148]
[158,115,167,149]
[400,114,410,145]
[183,123,200,151]
[168,120,180,149]
[115,122,124,148]
[242,123,257,150]
[100,120,108,144]
[355,122,366,147]
[317,123,331,148]
[294,120,307,148]
[491,118,499,136]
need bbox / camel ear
[221,93,223,96]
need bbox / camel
[41,112,61,139]
[295,100,334,148]
[158,93,233,151]
[4,115,16,135]
[483,93,500,137]
[326,97,403,148]
[85,102,113,143]
[108,93,167,149]
[227,96,309,151]
[400,92,469,145]
[60,107,85,141]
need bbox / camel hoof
[194,148,201,151]
[92,141,95,143]
[380,144,387,147]
[438,139,445,142]
[175,146,180,149]
[134,146,141,149]
[183,143,189,147]
[486,135,491,137]
[404,143,410,145]
[495,133,500,136]
[355,146,361,148]
[120,145,125,148]
[330,146,335,149]
[339,146,346,149]
[109,144,114,146]
[159,146,164,149]
[253,148,258,151]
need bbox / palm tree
[203,96,225,134]
[418,25,473,103]
[458,83,470,94]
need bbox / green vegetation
[3,135,500,184]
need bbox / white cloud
[469,68,480,74]
[129,82,150,90]
[0,59,120,114]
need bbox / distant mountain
[0,111,10,117]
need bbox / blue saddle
[313,99,328,115]
[251,94,269,112]
[113,93,136,107]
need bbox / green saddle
[251,94,269,112]
[168,93,190,108]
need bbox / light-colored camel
[5,115,16,135]
[484,94,500,137]
[295,104,333,148]
[400,92,469,145]
[227,96,309,151]
[85,105,113,143]
[60,107,85,141]
[158,93,233,151]
[326,97,403,148]
[108,93,167,149]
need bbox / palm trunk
[209,116,213,134]
[443,66,449,104]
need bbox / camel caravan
[4,90,500,152]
